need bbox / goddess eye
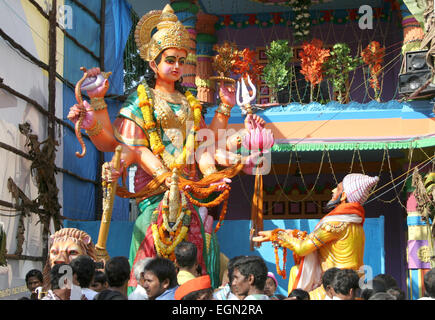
[178,58,185,65]
[165,57,176,64]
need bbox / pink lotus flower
[242,127,274,152]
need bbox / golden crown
[134,4,191,62]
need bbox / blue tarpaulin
[62,0,132,221]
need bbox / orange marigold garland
[361,41,385,101]
[271,229,288,279]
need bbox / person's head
[69,255,96,288]
[25,269,43,293]
[175,275,213,300]
[174,241,198,271]
[373,273,398,290]
[142,257,178,300]
[49,263,71,299]
[331,269,360,300]
[264,272,278,297]
[227,255,246,285]
[321,267,340,298]
[423,268,435,298]
[368,292,397,300]
[288,288,310,300]
[133,258,152,288]
[231,256,268,297]
[90,271,108,292]
[104,256,130,289]
[361,278,387,300]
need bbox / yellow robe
[280,204,365,299]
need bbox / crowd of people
[21,240,435,301]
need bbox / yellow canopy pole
[95,145,122,262]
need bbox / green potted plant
[262,40,293,104]
[324,43,362,104]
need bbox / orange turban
[174,275,211,300]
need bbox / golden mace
[95,145,122,263]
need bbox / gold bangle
[152,165,169,178]
[203,166,218,177]
[85,120,103,137]
[91,97,107,111]
[215,103,232,117]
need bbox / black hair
[373,273,398,290]
[321,267,340,289]
[175,241,198,268]
[104,256,130,288]
[332,269,360,296]
[93,270,108,284]
[232,256,268,291]
[288,288,310,300]
[424,268,435,298]
[70,255,96,288]
[144,51,186,94]
[25,269,43,283]
[361,278,387,300]
[181,287,213,300]
[144,257,178,289]
[50,263,70,290]
[227,255,246,284]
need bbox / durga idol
[67,4,269,293]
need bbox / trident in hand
[236,74,256,115]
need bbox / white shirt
[82,287,98,300]
[128,284,148,300]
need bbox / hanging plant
[232,48,264,86]
[299,38,330,102]
[289,0,312,44]
[324,43,362,104]
[262,40,293,103]
[361,41,385,102]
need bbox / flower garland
[137,84,202,170]
[361,41,385,101]
[271,229,288,279]
[151,190,192,259]
[290,0,312,43]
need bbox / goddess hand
[67,100,96,130]
[102,159,125,183]
[244,113,266,131]
[210,177,232,191]
[218,80,236,107]
[84,67,110,98]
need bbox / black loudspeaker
[406,50,429,72]
[398,70,435,95]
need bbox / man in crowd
[25,269,43,300]
[174,241,199,285]
[128,258,151,300]
[70,255,98,300]
[94,256,130,300]
[231,255,269,300]
[142,257,178,300]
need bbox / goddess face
[49,239,85,267]
[151,48,187,84]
